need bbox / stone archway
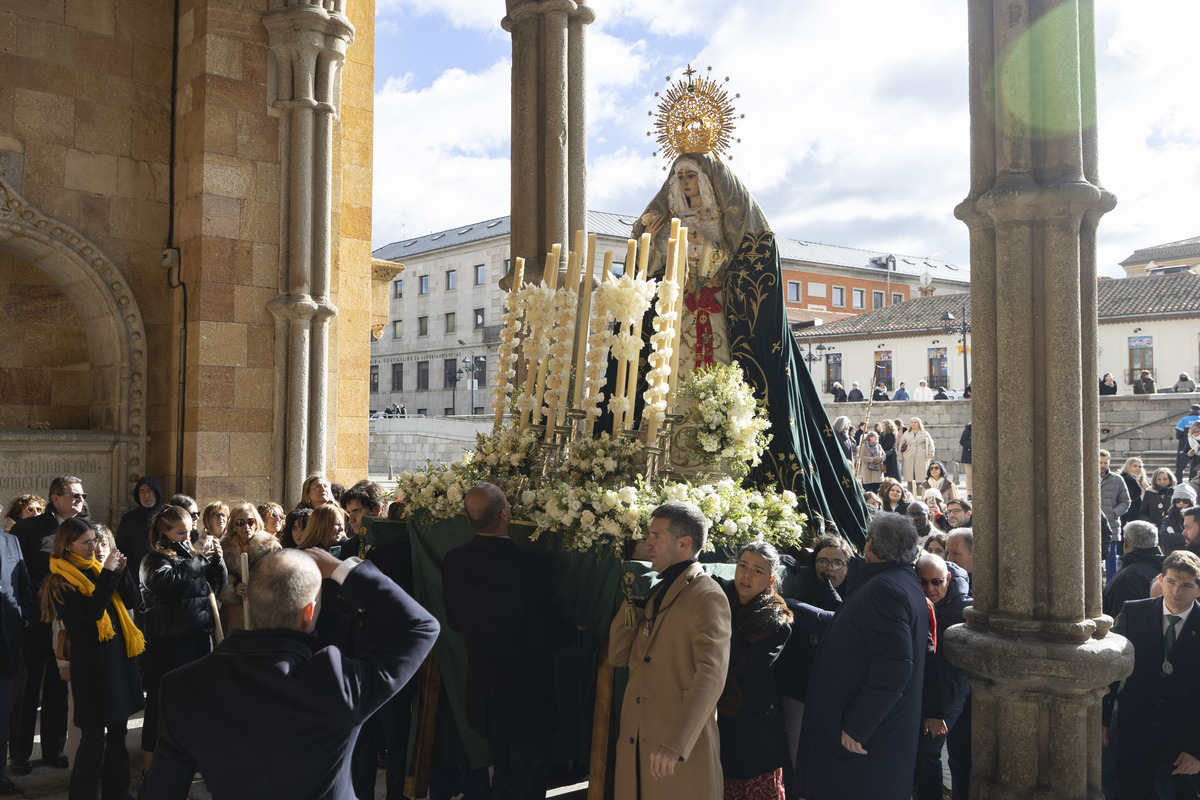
[0,177,148,524]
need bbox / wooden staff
[853,363,883,480]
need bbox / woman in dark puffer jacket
[139,504,227,771]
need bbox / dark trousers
[489,737,548,800]
[70,722,129,800]
[350,678,417,799]
[141,632,212,753]
[914,692,966,800]
[947,690,972,800]
[10,620,67,762]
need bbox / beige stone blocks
[65,0,115,36]
[64,148,118,194]
[14,88,74,146]
[75,27,131,79]
[116,156,168,202]
[16,14,74,68]
[74,98,132,156]
[196,320,248,367]
[234,108,277,162]
[0,13,19,52]
[233,366,272,410]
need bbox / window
[443,359,458,388]
[419,275,429,295]
[874,350,894,390]
[928,347,948,389]
[1128,336,1154,384]
[446,270,457,291]
[873,291,884,309]
[416,408,427,416]
[474,308,485,329]
[832,286,846,307]
[808,283,826,298]
[416,361,429,390]
[892,292,904,305]
[825,353,842,391]
[391,363,403,392]
[787,281,801,303]
[612,262,626,277]
[852,288,865,309]
[444,407,454,416]
[393,279,403,299]
[474,264,486,285]
[369,365,378,393]
[392,320,402,339]
[418,316,428,336]
[445,312,456,334]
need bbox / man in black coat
[1103,520,1164,618]
[140,548,439,800]
[442,483,577,800]
[115,475,163,581]
[9,475,82,773]
[1104,550,1200,797]
[847,382,864,402]
[871,384,890,402]
[796,512,929,800]
[915,555,971,800]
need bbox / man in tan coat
[609,501,731,800]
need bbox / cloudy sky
[371,1,1200,277]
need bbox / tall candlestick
[572,246,598,411]
[637,233,651,279]
[667,226,688,403]
[241,551,252,630]
[531,249,558,427]
[494,256,525,430]
[625,239,637,280]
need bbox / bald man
[443,483,577,800]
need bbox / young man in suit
[442,483,577,800]
[139,547,439,799]
[1105,549,1200,798]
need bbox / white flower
[579,510,596,528]
[619,486,638,504]
[722,519,738,536]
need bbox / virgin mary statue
[632,152,869,546]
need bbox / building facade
[805,272,1200,397]
[371,212,970,416]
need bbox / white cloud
[375,0,501,31]
[372,61,512,246]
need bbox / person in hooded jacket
[115,476,163,582]
[139,505,226,773]
[1140,468,1176,530]
[1160,483,1196,555]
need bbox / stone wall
[367,416,493,476]
[823,393,1199,476]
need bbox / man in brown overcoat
[609,501,731,800]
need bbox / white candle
[241,551,252,630]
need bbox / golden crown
[648,65,743,164]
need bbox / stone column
[945,2,1131,797]
[501,0,594,287]
[264,0,353,507]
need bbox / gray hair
[1122,520,1158,550]
[650,501,709,555]
[947,528,973,553]
[866,512,921,563]
[247,550,322,630]
[833,416,852,433]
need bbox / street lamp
[461,355,480,414]
[800,339,825,375]
[450,367,463,415]
[940,300,970,391]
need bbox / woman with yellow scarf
[41,517,144,800]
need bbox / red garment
[684,285,722,370]
[724,768,786,800]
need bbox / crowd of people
[0,472,418,800]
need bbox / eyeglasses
[189,511,200,520]
[268,514,285,521]
[74,538,97,550]
[816,558,847,569]
[57,492,87,501]
[25,506,43,515]
[919,577,945,587]
[234,519,258,528]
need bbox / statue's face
[678,168,700,199]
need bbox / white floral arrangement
[581,281,615,421]
[558,431,646,489]
[593,274,658,420]
[678,361,773,481]
[391,462,473,521]
[491,289,526,420]
[542,288,579,425]
[524,475,808,556]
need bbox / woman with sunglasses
[257,502,286,540]
[138,505,226,772]
[41,518,143,800]
[217,502,280,633]
[3,494,46,532]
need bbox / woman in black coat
[139,505,227,771]
[1118,457,1149,527]
[716,542,793,799]
[879,419,900,480]
[41,518,144,800]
